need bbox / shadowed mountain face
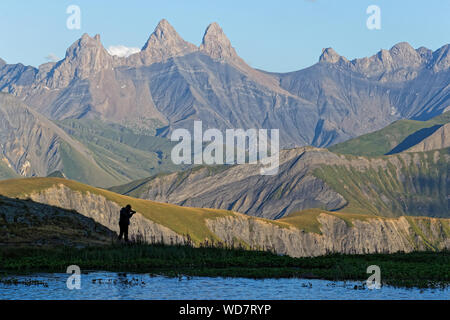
[405,123,450,152]
[0,20,448,148]
[387,125,443,154]
[0,195,115,246]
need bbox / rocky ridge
[10,181,450,257]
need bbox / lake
[0,272,448,300]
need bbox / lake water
[0,272,448,300]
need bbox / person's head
[126,204,132,210]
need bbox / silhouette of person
[118,204,136,242]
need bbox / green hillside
[329,112,450,156]
[55,119,191,186]
[0,161,19,180]
[314,148,449,217]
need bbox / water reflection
[0,272,448,300]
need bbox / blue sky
[0,0,449,72]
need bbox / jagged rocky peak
[319,48,348,64]
[66,33,105,59]
[138,19,197,64]
[0,57,5,66]
[388,42,422,67]
[430,44,450,72]
[389,41,416,55]
[44,33,113,88]
[346,42,435,79]
[416,46,433,61]
[63,33,113,70]
[200,22,239,61]
[142,19,180,50]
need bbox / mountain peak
[388,42,422,67]
[319,48,347,64]
[200,22,238,61]
[138,19,197,64]
[204,22,222,35]
[45,33,113,88]
[77,33,102,46]
[66,33,105,59]
[155,19,173,33]
[430,44,450,72]
[390,41,415,53]
[142,19,180,50]
[0,57,5,66]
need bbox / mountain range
[1,19,449,149]
[0,19,449,256]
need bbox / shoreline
[0,244,448,289]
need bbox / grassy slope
[59,141,123,188]
[313,148,449,217]
[0,177,236,243]
[329,111,450,156]
[0,161,19,180]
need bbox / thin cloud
[107,45,140,58]
[45,53,60,62]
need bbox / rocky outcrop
[206,213,450,257]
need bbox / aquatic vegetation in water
[0,278,48,287]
